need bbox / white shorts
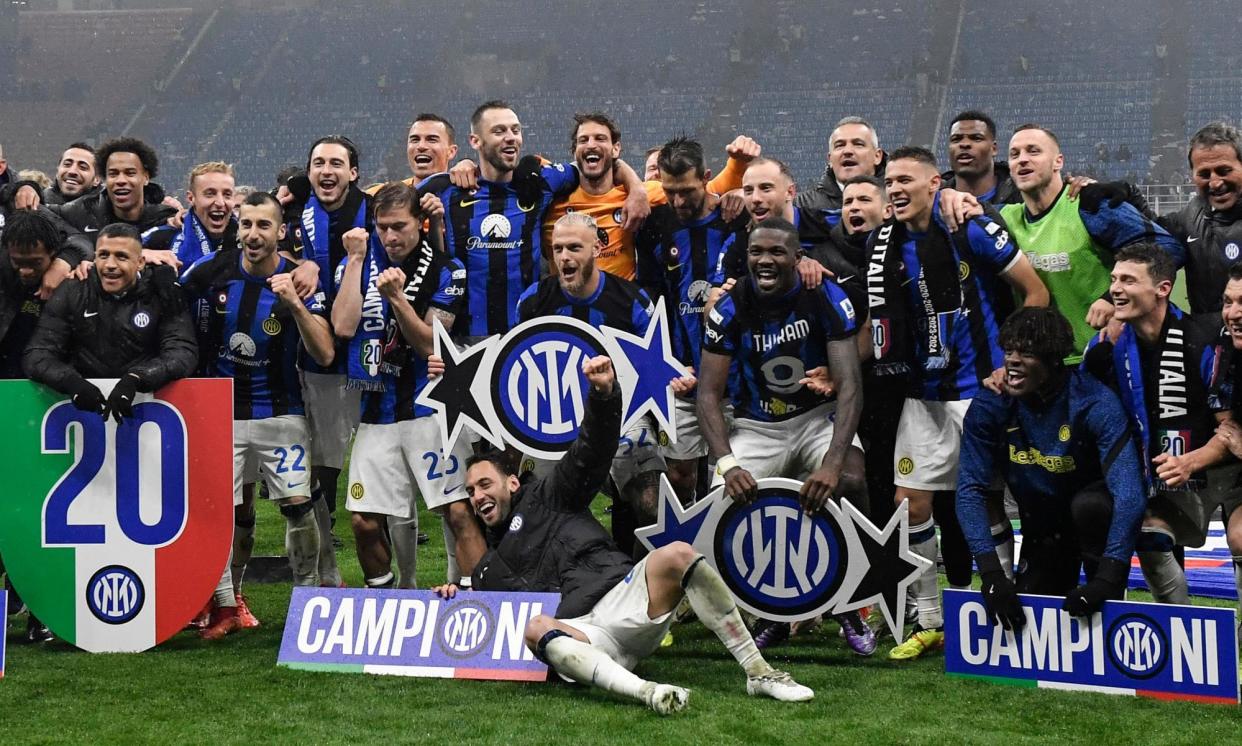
[562,557,674,672]
[234,416,314,506]
[713,402,863,486]
[519,417,667,491]
[893,398,973,491]
[660,398,733,461]
[346,417,473,518]
[301,371,360,469]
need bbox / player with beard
[516,213,672,551]
[957,307,1145,630]
[181,192,335,635]
[1208,265,1242,636]
[1083,244,1234,606]
[44,143,100,206]
[877,147,1048,660]
[433,355,812,713]
[421,101,645,341]
[698,218,877,656]
[332,183,479,590]
[999,125,1183,361]
[142,162,238,267]
[940,111,1019,205]
[635,137,750,505]
[366,114,459,194]
[542,112,757,281]
[795,117,886,233]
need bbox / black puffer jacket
[23,265,198,393]
[47,188,177,244]
[472,382,631,619]
[939,160,1021,205]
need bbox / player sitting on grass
[431,354,813,714]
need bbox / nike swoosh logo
[1187,237,1199,243]
[286,481,301,489]
[1007,426,1020,432]
[836,274,856,283]
[83,311,98,318]
[443,485,462,495]
[84,227,99,233]
[459,198,481,207]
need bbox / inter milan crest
[637,477,929,638]
[417,299,688,460]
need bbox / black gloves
[1063,556,1129,617]
[1077,181,1149,215]
[977,552,1025,631]
[105,373,142,424]
[511,155,545,209]
[67,378,106,415]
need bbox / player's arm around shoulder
[1078,189,1186,268]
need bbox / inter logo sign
[637,477,929,638]
[944,590,1239,704]
[0,379,234,653]
[418,299,689,460]
[278,587,561,680]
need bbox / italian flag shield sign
[0,379,233,652]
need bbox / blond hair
[188,161,236,190]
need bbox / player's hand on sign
[977,552,1025,631]
[799,366,836,397]
[725,135,761,163]
[1216,419,1242,460]
[269,273,301,304]
[936,188,982,232]
[290,260,320,299]
[795,256,835,289]
[376,267,408,301]
[105,373,141,425]
[427,354,445,379]
[431,583,460,599]
[14,184,41,211]
[669,373,697,396]
[1086,298,1114,329]
[982,366,1005,395]
[37,257,73,301]
[718,189,745,223]
[68,378,107,416]
[582,355,615,393]
[1152,451,1195,488]
[342,227,369,260]
[723,465,759,504]
[1063,557,1128,617]
[142,248,182,270]
[449,159,480,191]
[800,465,839,512]
[419,192,445,223]
[619,186,651,233]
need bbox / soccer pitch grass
[4,499,1242,745]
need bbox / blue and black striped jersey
[703,275,858,422]
[516,271,654,335]
[419,164,579,338]
[181,250,328,420]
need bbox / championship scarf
[345,233,392,392]
[1110,305,1214,489]
[866,218,962,377]
[171,210,220,264]
[300,190,367,297]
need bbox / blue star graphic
[634,475,713,553]
[603,299,689,434]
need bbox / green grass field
[4,498,1242,745]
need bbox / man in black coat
[433,355,812,714]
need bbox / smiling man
[433,354,812,714]
[1083,243,1235,606]
[956,307,1145,630]
[142,162,238,267]
[939,111,1019,205]
[46,142,101,206]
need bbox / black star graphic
[416,329,495,451]
[838,501,928,639]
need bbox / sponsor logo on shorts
[262,317,282,335]
[897,457,914,476]
[349,483,365,500]
[1058,425,1071,442]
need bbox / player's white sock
[543,635,650,702]
[1138,550,1188,604]
[910,519,942,629]
[389,512,419,588]
[313,499,341,587]
[232,517,255,594]
[991,521,1015,581]
[442,516,461,585]
[682,556,774,678]
[285,508,321,587]
[213,558,237,608]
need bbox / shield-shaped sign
[0,379,233,652]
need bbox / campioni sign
[278,587,560,680]
[0,380,233,653]
[944,589,1239,704]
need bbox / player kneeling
[433,355,811,713]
